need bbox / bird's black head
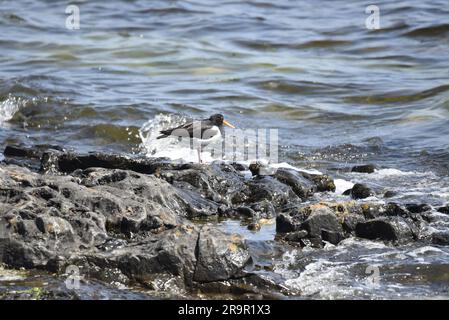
[209,114,224,126]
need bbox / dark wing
[156,119,212,139]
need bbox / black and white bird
[157,114,235,163]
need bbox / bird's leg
[197,146,202,164]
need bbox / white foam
[374,168,415,176]
[371,168,436,179]
[139,114,322,175]
[406,246,445,258]
[0,96,22,124]
[270,162,322,175]
[282,259,356,299]
[334,179,354,195]
[139,113,216,163]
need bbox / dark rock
[301,208,344,245]
[342,189,351,196]
[384,190,397,198]
[193,226,251,282]
[0,161,258,296]
[321,229,344,245]
[246,176,300,208]
[405,203,431,214]
[248,162,277,176]
[276,213,297,233]
[4,145,41,159]
[248,162,262,176]
[385,203,410,217]
[247,222,261,231]
[437,205,449,215]
[0,146,439,297]
[360,203,385,219]
[431,232,449,245]
[342,214,365,233]
[355,217,414,242]
[230,163,248,171]
[356,219,396,241]
[350,183,374,199]
[284,230,308,242]
[300,173,336,192]
[40,151,175,175]
[236,206,257,218]
[351,164,376,174]
[249,201,276,219]
[274,168,316,199]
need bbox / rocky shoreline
[1,145,448,299]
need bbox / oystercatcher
[157,114,235,163]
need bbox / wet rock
[235,206,257,218]
[35,216,75,238]
[321,229,344,245]
[431,232,449,245]
[360,203,385,219]
[277,204,345,246]
[0,147,440,297]
[230,163,248,172]
[274,168,316,199]
[405,203,431,214]
[247,222,261,231]
[40,150,174,175]
[351,164,376,174]
[193,226,251,282]
[248,162,262,176]
[160,162,248,206]
[385,203,407,215]
[355,217,414,242]
[248,162,276,176]
[384,190,397,198]
[301,172,336,192]
[301,207,344,245]
[249,201,276,219]
[283,230,308,242]
[342,214,365,233]
[350,183,374,199]
[437,205,449,215]
[0,161,257,295]
[276,213,297,233]
[246,176,300,208]
[4,145,41,159]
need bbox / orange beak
[223,119,235,129]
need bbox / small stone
[351,183,374,199]
[351,164,376,174]
[247,222,261,231]
[384,190,397,198]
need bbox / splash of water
[0,96,23,124]
[138,113,323,177]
